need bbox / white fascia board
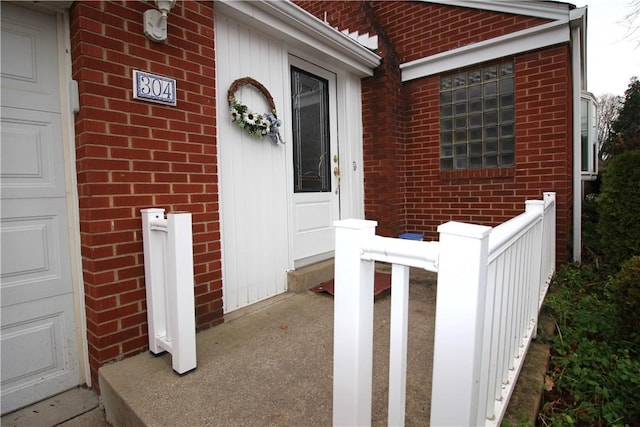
[571,24,582,261]
[400,18,569,82]
[215,0,381,77]
[570,6,588,89]
[423,0,571,20]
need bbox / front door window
[291,67,331,193]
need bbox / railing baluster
[480,259,498,421]
[493,254,508,403]
[388,263,410,426]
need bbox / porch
[97,264,548,426]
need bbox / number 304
[138,75,173,99]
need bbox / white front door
[1,3,81,414]
[289,58,340,267]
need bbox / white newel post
[167,212,197,374]
[141,209,197,375]
[430,221,492,427]
[333,219,377,427]
[543,192,557,280]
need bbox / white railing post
[140,209,197,375]
[333,219,377,427]
[543,192,556,282]
[430,221,492,427]
[166,212,197,374]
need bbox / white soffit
[338,29,379,51]
[400,18,570,82]
[214,0,381,77]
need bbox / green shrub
[597,150,640,267]
[608,256,640,338]
[581,194,603,264]
[541,263,640,426]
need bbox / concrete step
[286,259,397,293]
[286,259,334,292]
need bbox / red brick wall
[70,0,221,391]
[296,1,549,61]
[404,46,573,259]
[359,2,407,237]
[515,47,573,259]
[295,1,574,261]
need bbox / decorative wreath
[228,77,284,145]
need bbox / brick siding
[296,1,573,262]
[70,0,221,391]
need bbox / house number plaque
[133,70,177,106]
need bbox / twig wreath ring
[228,77,284,145]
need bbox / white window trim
[401,19,569,82]
[581,91,599,180]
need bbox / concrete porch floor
[2,266,549,426]
[99,268,437,427]
[99,266,548,426]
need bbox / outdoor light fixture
[144,0,176,42]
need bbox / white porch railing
[141,209,197,374]
[332,192,556,426]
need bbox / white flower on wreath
[243,111,257,126]
[228,97,284,144]
[230,107,240,122]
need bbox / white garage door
[1,3,81,414]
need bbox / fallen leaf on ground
[544,374,554,391]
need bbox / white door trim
[285,55,366,269]
[55,9,90,388]
[335,70,366,221]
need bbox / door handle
[333,166,340,194]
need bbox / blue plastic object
[399,232,423,241]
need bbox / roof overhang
[400,19,570,82]
[400,2,587,83]
[214,0,381,78]
[424,1,573,20]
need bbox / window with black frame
[439,62,515,170]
